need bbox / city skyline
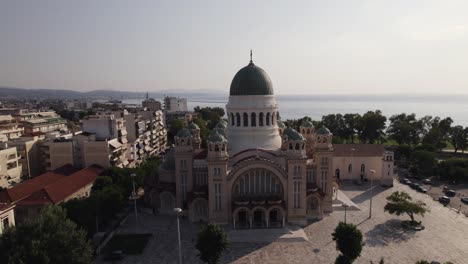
[1,1,468,95]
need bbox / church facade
[155,57,394,228]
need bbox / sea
[122,94,468,127]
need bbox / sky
[1,0,468,95]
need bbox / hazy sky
[1,0,468,95]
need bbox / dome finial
[250,49,253,63]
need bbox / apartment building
[0,115,24,142]
[164,96,188,113]
[142,98,162,111]
[0,143,22,188]
[8,136,43,179]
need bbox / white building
[164,96,188,113]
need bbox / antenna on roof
[250,49,253,63]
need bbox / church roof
[229,53,273,96]
[277,120,286,128]
[176,128,192,138]
[188,122,199,130]
[301,120,314,128]
[316,127,331,135]
[282,127,305,141]
[208,130,227,143]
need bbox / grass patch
[103,233,152,255]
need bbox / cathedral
[155,55,394,228]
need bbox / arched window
[307,129,310,134]
[361,164,365,173]
[348,164,352,173]
[259,112,264,126]
[295,143,300,150]
[231,113,235,126]
[215,145,219,151]
[266,112,270,126]
[289,143,293,150]
[243,113,248,127]
[251,113,256,127]
[236,113,241,127]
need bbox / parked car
[439,196,450,205]
[461,197,468,204]
[417,186,428,193]
[410,183,420,190]
[446,190,456,196]
[422,179,431,184]
[400,178,410,184]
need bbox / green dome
[208,130,227,143]
[161,149,175,170]
[316,127,331,135]
[230,60,273,96]
[213,127,226,137]
[188,122,199,130]
[215,121,227,129]
[301,120,314,128]
[277,120,286,128]
[176,128,192,138]
[282,127,305,141]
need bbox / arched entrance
[233,207,250,229]
[335,169,340,180]
[190,198,208,222]
[307,195,321,220]
[159,192,175,213]
[268,206,285,228]
[252,207,267,228]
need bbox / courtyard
[97,179,468,264]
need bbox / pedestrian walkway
[227,226,308,243]
[333,190,360,211]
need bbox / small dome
[176,128,192,138]
[188,122,199,130]
[161,149,175,171]
[219,119,228,127]
[215,121,227,129]
[230,59,273,96]
[213,127,226,137]
[282,127,305,141]
[277,120,286,128]
[301,120,314,128]
[316,127,331,135]
[208,130,227,143]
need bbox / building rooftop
[333,144,385,157]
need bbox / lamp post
[369,170,376,219]
[174,208,183,264]
[350,148,355,180]
[342,203,349,223]
[130,173,138,221]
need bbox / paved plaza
[97,180,468,264]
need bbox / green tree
[332,222,363,264]
[92,175,113,191]
[168,119,185,143]
[356,110,387,144]
[387,113,420,145]
[343,113,361,143]
[1,206,92,264]
[415,261,430,264]
[196,224,228,264]
[194,106,225,129]
[322,114,346,140]
[450,125,467,153]
[437,158,468,183]
[422,117,453,151]
[410,150,436,176]
[384,191,428,223]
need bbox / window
[307,170,315,183]
[361,164,365,173]
[266,112,270,126]
[214,183,222,211]
[2,217,9,231]
[348,164,352,173]
[321,171,327,191]
[181,173,187,202]
[251,113,256,127]
[293,181,301,208]
[243,113,248,127]
[231,113,235,126]
[259,112,264,126]
[236,113,241,126]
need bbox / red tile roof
[0,203,15,212]
[0,165,103,205]
[333,144,385,157]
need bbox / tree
[410,150,436,176]
[332,222,363,264]
[450,125,467,153]
[322,114,346,140]
[384,191,428,223]
[422,117,453,151]
[387,113,419,145]
[356,110,387,144]
[1,206,92,264]
[168,119,185,143]
[343,113,361,143]
[194,106,225,129]
[195,224,228,264]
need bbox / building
[0,203,15,235]
[164,96,188,113]
[0,165,103,224]
[142,98,162,111]
[151,56,394,228]
[0,115,24,141]
[0,143,22,188]
[9,136,43,179]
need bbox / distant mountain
[0,86,226,101]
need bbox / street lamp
[342,203,349,223]
[369,170,376,219]
[174,207,183,264]
[130,173,138,221]
[350,148,355,180]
